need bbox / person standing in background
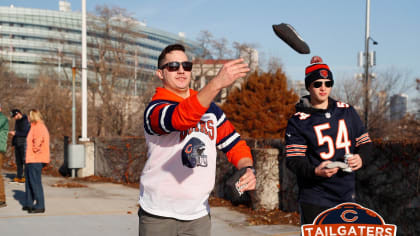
[0,104,9,208]
[23,109,50,213]
[9,109,30,183]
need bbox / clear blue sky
[3,0,420,100]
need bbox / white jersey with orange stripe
[140,87,251,220]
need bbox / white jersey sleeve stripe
[216,113,226,127]
[145,103,159,135]
[160,105,171,133]
[217,132,240,150]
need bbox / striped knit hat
[305,56,333,90]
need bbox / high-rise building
[0,2,200,94]
[390,94,408,120]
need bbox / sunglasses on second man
[159,61,193,72]
[312,80,334,88]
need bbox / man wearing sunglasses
[284,56,373,225]
[139,44,255,236]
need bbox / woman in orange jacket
[23,109,50,213]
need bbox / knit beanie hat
[304,56,333,90]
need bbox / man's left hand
[237,167,256,192]
[347,154,363,171]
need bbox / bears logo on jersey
[182,138,208,168]
[302,202,397,236]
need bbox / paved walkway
[0,170,300,236]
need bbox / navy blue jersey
[285,97,371,207]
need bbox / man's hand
[225,166,256,203]
[236,167,256,192]
[197,58,250,108]
[315,161,339,178]
[346,154,363,171]
[212,58,250,89]
[8,131,15,136]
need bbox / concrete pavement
[0,170,300,236]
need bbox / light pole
[363,0,378,129]
[72,58,76,145]
[80,0,89,141]
[71,58,77,178]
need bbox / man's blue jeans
[15,143,26,179]
[25,163,45,209]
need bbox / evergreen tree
[222,68,299,139]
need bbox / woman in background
[23,109,50,213]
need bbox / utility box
[68,144,85,169]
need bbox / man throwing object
[139,44,256,236]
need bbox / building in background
[192,59,230,103]
[390,93,408,121]
[0,1,200,94]
[192,47,259,104]
[235,47,258,90]
[289,80,307,98]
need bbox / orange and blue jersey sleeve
[144,94,208,135]
[212,104,252,167]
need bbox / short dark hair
[157,44,186,69]
[10,109,22,118]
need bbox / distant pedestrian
[23,109,50,214]
[9,109,30,183]
[0,103,9,208]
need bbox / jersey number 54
[313,119,351,159]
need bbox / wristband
[244,166,256,174]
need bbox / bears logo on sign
[320,69,329,79]
[302,202,397,236]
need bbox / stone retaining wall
[93,137,146,183]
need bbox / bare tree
[211,37,232,60]
[192,31,235,102]
[191,30,215,90]
[334,68,414,139]
[0,58,76,139]
[0,59,31,112]
[88,5,148,136]
[266,56,283,74]
[232,42,259,70]
[192,30,261,103]
[196,30,214,59]
[28,71,75,138]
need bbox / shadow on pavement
[5,173,16,181]
[13,190,25,207]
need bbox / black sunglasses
[159,61,193,72]
[313,81,333,88]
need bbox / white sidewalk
[0,170,300,236]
